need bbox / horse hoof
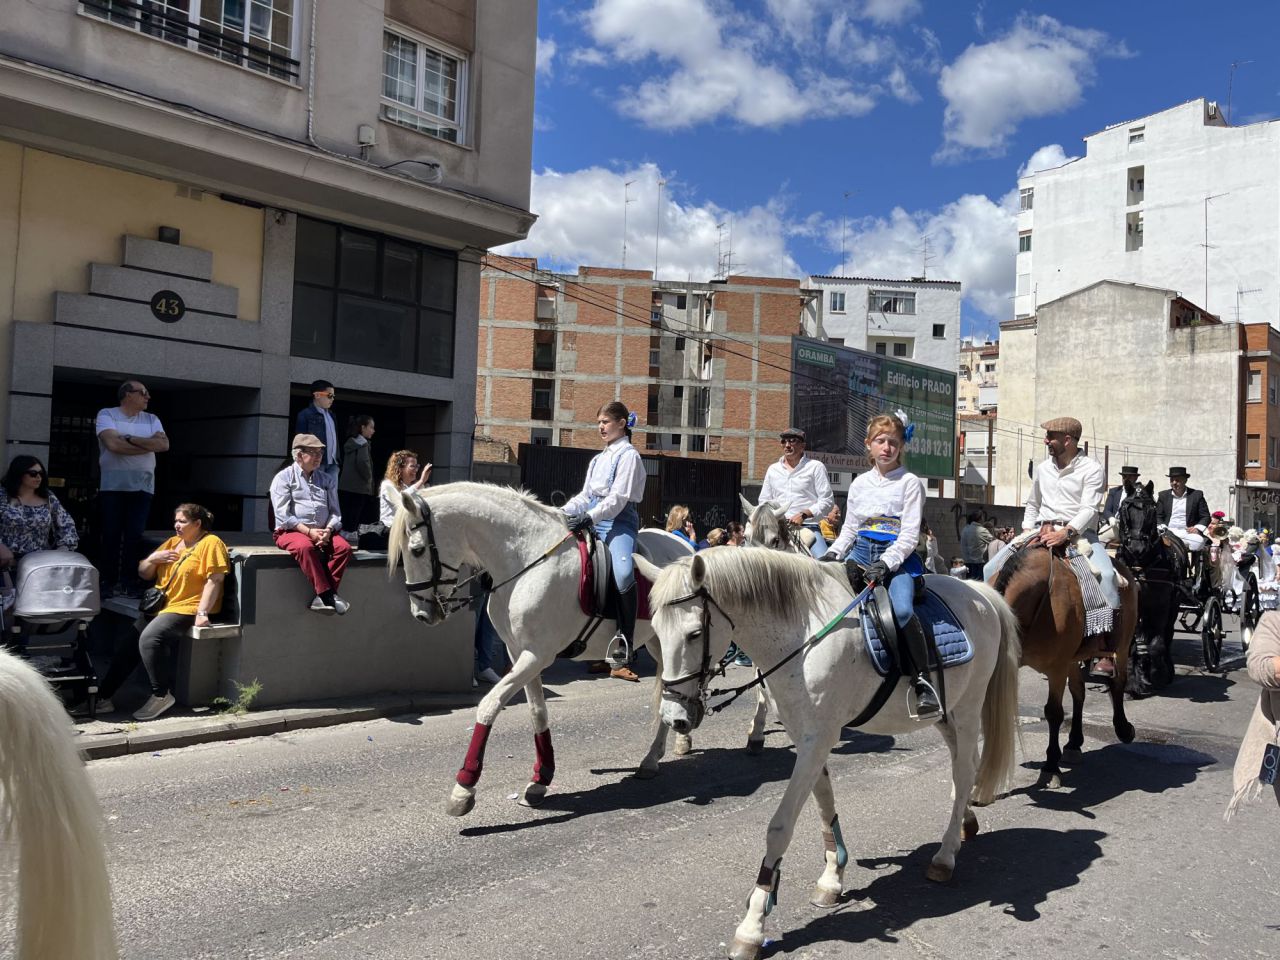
[962,813,979,841]
[728,935,763,960]
[925,862,953,883]
[1117,723,1136,744]
[746,738,765,756]
[810,885,842,909]
[634,764,660,780]
[1036,771,1062,790]
[674,734,693,756]
[519,783,547,808]
[1060,747,1083,766]
[444,784,476,817]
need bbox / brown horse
[993,544,1139,788]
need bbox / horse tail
[968,582,1022,806]
[0,649,118,960]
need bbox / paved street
[92,632,1274,960]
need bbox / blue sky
[500,1,1280,338]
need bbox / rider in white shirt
[758,427,835,558]
[562,401,646,681]
[821,412,939,718]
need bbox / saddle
[559,531,653,659]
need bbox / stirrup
[908,677,941,720]
[605,631,632,668]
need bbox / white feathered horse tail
[0,648,117,959]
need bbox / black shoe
[913,677,941,717]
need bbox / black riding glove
[818,552,841,563]
[861,559,891,584]
[566,513,594,534]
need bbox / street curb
[81,692,482,760]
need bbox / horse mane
[650,547,828,622]
[387,481,567,574]
[993,545,1035,594]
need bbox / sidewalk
[74,690,484,760]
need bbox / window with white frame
[869,291,916,315]
[1249,369,1262,402]
[1128,126,1145,145]
[83,0,299,80]
[382,27,467,143]
[1019,187,1033,211]
[932,323,945,339]
[1248,434,1261,467]
[1018,232,1032,253]
[829,291,845,313]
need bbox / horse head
[740,494,806,553]
[1118,481,1160,567]
[388,488,468,626]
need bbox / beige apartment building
[0,0,535,532]
[475,257,822,485]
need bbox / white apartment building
[807,276,961,372]
[1015,98,1280,326]
[0,1,535,531]
[957,337,998,415]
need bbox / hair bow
[626,411,638,428]
[894,408,915,442]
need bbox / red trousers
[274,530,352,595]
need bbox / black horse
[1113,482,1182,693]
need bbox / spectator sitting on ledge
[269,434,352,616]
[0,455,79,568]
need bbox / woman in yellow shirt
[129,503,229,721]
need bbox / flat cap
[780,426,806,441]
[1041,416,1082,440]
[291,433,325,449]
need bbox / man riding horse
[1019,416,1124,676]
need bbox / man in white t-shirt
[96,380,168,597]
[758,427,835,557]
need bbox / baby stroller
[6,551,102,713]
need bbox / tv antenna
[654,179,666,279]
[840,190,853,272]
[1227,60,1253,125]
[622,179,637,268]
[920,234,935,278]
[1236,283,1263,323]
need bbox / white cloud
[536,37,557,77]
[860,0,922,26]
[1019,143,1078,177]
[833,193,1018,320]
[886,64,919,103]
[584,0,877,129]
[566,47,609,68]
[496,164,802,280]
[936,14,1124,160]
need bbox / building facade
[1015,98,1280,327]
[475,258,820,485]
[806,275,961,372]
[0,1,535,532]
[996,281,1242,514]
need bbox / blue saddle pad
[860,587,973,678]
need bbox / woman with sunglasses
[0,455,78,568]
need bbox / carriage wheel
[1240,575,1261,655]
[1201,596,1224,672]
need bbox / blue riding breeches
[593,502,640,592]
[852,534,922,627]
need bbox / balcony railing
[83,0,301,82]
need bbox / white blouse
[562,438,646,524]
[828,466,925,572]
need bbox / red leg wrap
[532,729,556,786]
[457,722,492,788]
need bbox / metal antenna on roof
[715,222,727,279]
[920,234,935,279]
[622,179,637,268]
[1227,60,1253,125]
[1236,284,1262,323]
[840,191,853,274]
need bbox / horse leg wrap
[822,816,849,870]
[457,722,492,788]
[754,858,783,916]
[532,729,556,786]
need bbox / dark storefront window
[292,216,456,377]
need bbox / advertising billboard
[790,337,957,480]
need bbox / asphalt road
[88,629,1275,960]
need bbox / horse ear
[739,493,755,516]
[770,502,787,520]
[634,554,661,584]
[690,553,708,587]
[400,490,420,515]
[1145,481,1153,495]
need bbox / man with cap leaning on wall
[1022,416,1123,673]
[758,426,835,558]
[1157,466,1211,557]
[269,433,352,615]
[1102,465,1143,523]
[295,380,340,482]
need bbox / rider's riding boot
[605,585,637,668]
[901,614,941,718]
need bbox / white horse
[739,493,815,554]
[0,647,117,959]
[388,482,704,815]
[637,548,1021,960]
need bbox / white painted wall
[1016,98,1280,326]
[807,276,961,373]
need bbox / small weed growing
[211,678,263,715]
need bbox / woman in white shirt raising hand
[562,401,646,681]
[821,412,940,717]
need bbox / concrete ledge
[123,235,214,281]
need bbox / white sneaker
[94,697,116,715]
[477,667,503,684]
[133,692,176,722]
[310,596,336,615]
[333,595,350,616]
